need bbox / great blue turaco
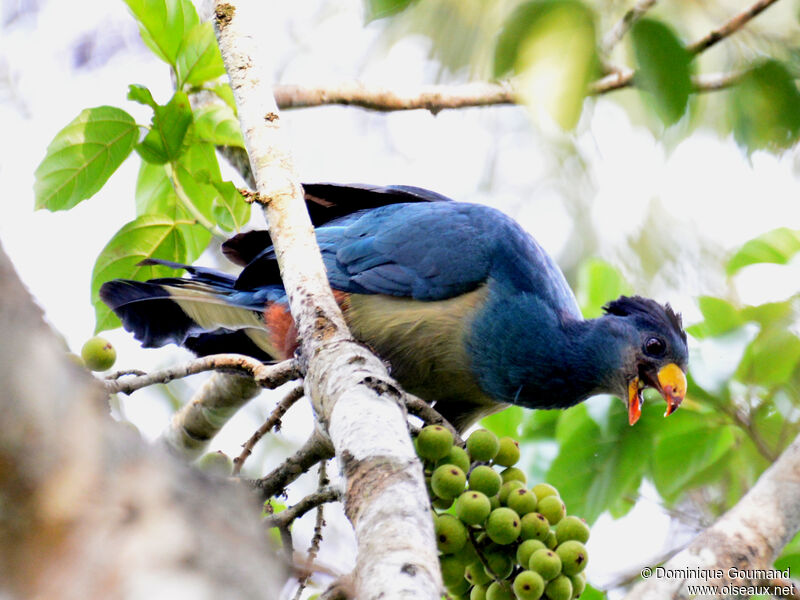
[100,183,688,432]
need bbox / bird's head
[603,296,688,426]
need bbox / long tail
[99,259,294,360]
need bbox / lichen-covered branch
[623,431,800,600]
[214,2,441,597]
[0,240,283,599]
[687,0,783,55]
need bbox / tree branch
[264,485,340,530]
[233,384,305,475]
[623,431,800,600]
[601,0,659,55]
[104,354,299,395]
[214,2,441,597]
[687,0,783,55]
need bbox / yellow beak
[627,363,687,426]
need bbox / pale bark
[213,2,441,598]
[0,241,283,599]
[624,432,800,600]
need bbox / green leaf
[136,91,193,164]
[578,584,608,600]
[135,160,211,260]
[122,0,199,65]
[127,84,158,109]
[576,258,632,318]
[651,411,736,503]
[481,405,524,438]
[193,104,245,147]
[34,107,138,211]
[91,215,189,332]
[546,400,659,523]
[494,0,598,130]
[688,296,744,338]
[737,328,800,386]
[520,409,560,441]
[176,22,225,87]
[364,0,415,21]
[630,18,692,126]
[727,227,800,275]
[208,83,237,111]
[730,60,800,153]
[210,180,251,232]
[775,530,800,574]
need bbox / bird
[100,183,688,432]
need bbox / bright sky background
[2,0,800,596]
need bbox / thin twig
[233,385,305,475]
[105,368,147,379]
[591,69,746,94]
[687,0,783,55]
[103,355,299,395]
[404,393,464,446]
[601,0,659,55]
[264,485,340,529]
[292,462,331,600]
[253,429,335,501]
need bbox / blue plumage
[101,183,689,431]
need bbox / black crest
[603,295,686,344]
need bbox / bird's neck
[468,289,624,409]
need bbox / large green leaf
[576,258,632,318]
[135,160,212,260]
[729,60,800,153]
[193,104,245,148]
[727,227,800,275]
[736,328,800,387]
[481,406,525,439]
[122,0,199,65]
[630,18,692,126]
[651,411,736,503]
[546,400,659,523]
[91,215,189,333]
[364,0,415,21]
[135,91,193,164]
[210,180,251,232]
[176,22,225,87]
[687,296,744,338]
[34,107,138,211]
[775,530,800,574]
[494,0,598,130]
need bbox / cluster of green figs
[415,425,590,600]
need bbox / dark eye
[644,337,666,357]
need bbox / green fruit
[470,584,488,600]
[486,581,514,600]
[196,451,232,476]
[498,480,525,504]
[556,516,590,544]
[437,445,471,473]
[469,465,503,497]
[545,574,573,600]
[556,541,588,576]
[513,570,545,600]
[483,549,514,579]
[531,483,559,501]
[433,495,454,510]
[528,548,562,581]
[455,540,479,566]
[520,512,551,541]
[416,425,453,461]
[506,488,538,515]
[494,437,520,467]
[80,336,116,371]
[500,467,527,484]
[431,464,467,499]
[435,513,468,554]
[545,530,558,549]
[569,573,586,598]
[537,495,566,525]
[466,429,500,462]
[455,491,492,525]
[489,494,501,510]
[486,507,521,545]
[465,561,492,586]
[440,554,466,587]
[517,539,547,567]
[446,577,471,596]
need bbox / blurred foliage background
[7,0,800,597]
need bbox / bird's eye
[644,337,666,357]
